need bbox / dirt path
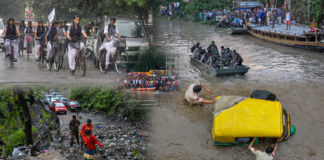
[55,110,148,160]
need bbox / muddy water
[148,19,324,160]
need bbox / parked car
[0,18,4,52]
[94,17,150,67]
[60,98,68,106]
[56,95,63,100]
[49,101,67,115]
[44,94,52,104]
[50,92,59,97]
[67,100,81,112]
[51,97,60,103]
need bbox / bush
[134,48,166,72]
[70,88,146,122]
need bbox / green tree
[0,0,26,21]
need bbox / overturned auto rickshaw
[212,90,296,146]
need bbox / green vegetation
[0,0,26,21]
[134,48,166,72]
[0,88,47,157]
[30,0,156,23]
[70,88,146,122]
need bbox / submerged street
[148,19,324,160]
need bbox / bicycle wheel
[9,46,14,68]
[54,50,60,71]
[99,52,106,73]
[115,51,128,74]
[27,42,31,60]
[79,52,86,76]
[47,51,53,70]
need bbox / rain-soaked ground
[0,49,120,87]
[147,19,324,160]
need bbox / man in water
[184,81,217,104]
[248,137,280,160]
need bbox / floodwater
[148,19,324,160]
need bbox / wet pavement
[148,19,324,160]
[0,49,120,87]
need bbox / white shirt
[286,12,290,21]
[103,25,119,34]
[250,148,274,160]
[185,82,203,104]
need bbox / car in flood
[212,90,295,146]
[49,101,67,115]
[67,100,81,112]
[0,18,5,52]
[94,17,149,67]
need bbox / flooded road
[148,19,324,160]
[0,50,120,87]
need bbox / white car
[0,18,4,52]
[51,97,60,103]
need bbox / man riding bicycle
[98,17,121,71]
[45,22,61,62]
[34,21,47,61]
[56,21,67,55]
[66,15,89,75]
[3,18,20,62]
[24,21,34,53]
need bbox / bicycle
[37,39,46,68]
[58,37,67,69]
[25,34,33,60]
[7,40,16,68]
[99,36,128,74]
[70,41,86,76]
[19,33,25,56]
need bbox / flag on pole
[48,8,55,23]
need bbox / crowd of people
[193,6,291,29]
[159,1,184,20]
[121,72,181,92]
[191,41,244,69]
[2,16,121,75]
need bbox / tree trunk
[13,88,33,146]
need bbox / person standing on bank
[82,129,104,160]
[69,115,81,147]
[80,119,93,149]
[285,10,291,30]
[184,81,217,104]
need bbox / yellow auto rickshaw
[212,90,296,146]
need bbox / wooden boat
[230,28,248,34]
[129,87,156,92]
[190,56,250,76]
[247,25,324,51]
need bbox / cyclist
[66,15,89,75]
[34,21,47,61]
[98,17,121,71]
[45,22,61,62]
[3,18,20,62]
[56,21,67,55]
[18,20,26,53]
[24,21,34,53]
